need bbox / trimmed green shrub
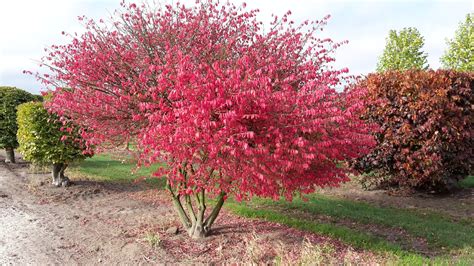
[17,102,91,186]
[0,86,37,163]
[355,70,473,192]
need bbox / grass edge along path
[252,195,474,249]
[225,202,473,265]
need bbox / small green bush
[17,102,91,186]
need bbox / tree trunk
[52,163,71,187]
[167,179,226,239]
[188,221,207,239]
[188,190,207,239]
[4,147,15,163]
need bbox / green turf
[226,203,448,265]
[244,194,474,250]
[226,199,473,265]
[71,153,166,187]
[459,175,474,188]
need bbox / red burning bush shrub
[37,1,375,237]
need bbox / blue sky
[0,0,471,94]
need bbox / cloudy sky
[0,0,471,94]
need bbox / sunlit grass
[71,153,166,187]
[226,197,474,265]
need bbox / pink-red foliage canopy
[39,1,375,200]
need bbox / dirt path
[0,157,382,264]
[0,159,171,264]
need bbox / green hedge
[0,87,37,149]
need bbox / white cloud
[0,0,118,93]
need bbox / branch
[204,192,226,230]
[185,194,197,224]
[166,179,191,229]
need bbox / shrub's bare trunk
[167,179,226,239]
[52,163,70,187]
[4,147,15,163]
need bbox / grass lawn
[71,153,166,187]
[72,153,474,265]
[459,175,474,189]
[226,197,474,264]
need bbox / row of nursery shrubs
[0,86,89,187]
[1,69,473,193]
[355,70,473,192]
